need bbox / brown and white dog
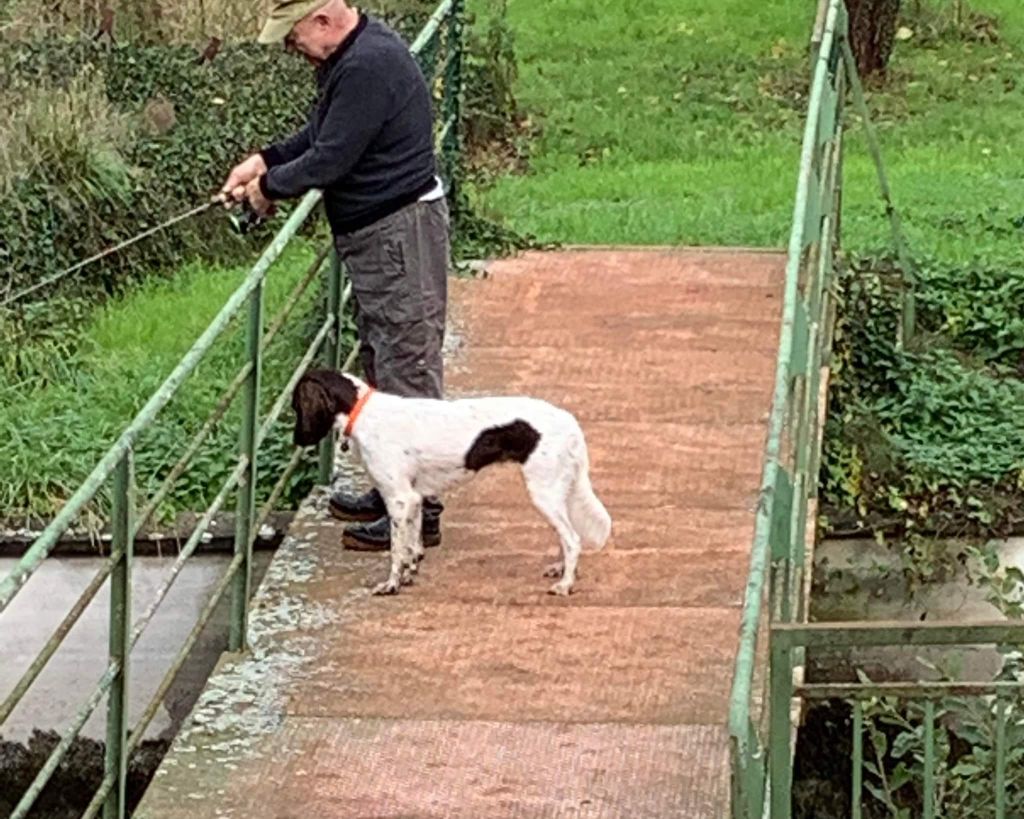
[291,368,611,596]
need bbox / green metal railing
[728,2,1024,816]
[727,0,848,812]
[773,621,1024,819]
[0,3,463,816]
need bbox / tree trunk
[846,0,902,76]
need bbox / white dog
[292,368,611,596]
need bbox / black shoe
[328,487,386,522]
[342,501,443,552]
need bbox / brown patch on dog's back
[464,420,541,471]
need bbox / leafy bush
[853,679,1024,818]
[820,252,1024,540]
[0,40,313,307]
[462,0,527,166]
[815,547,1024,818]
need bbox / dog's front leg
[372,492,416,596]
[405,495,424,577]
[372,517,406,595]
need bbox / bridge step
[189,717,729,817]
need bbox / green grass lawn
[475,0,1024,262]
[0,240,336,522]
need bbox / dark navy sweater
[259,14,438,235]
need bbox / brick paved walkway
[137,248,783,819]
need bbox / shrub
[820,253,1024,540]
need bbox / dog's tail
[568,434,611,551]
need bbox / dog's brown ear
[292,377,336,447]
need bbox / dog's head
[291,368,361,447]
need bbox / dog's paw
[372,579,401,596]
[547,580,574,597]
[543,562,564,578]
[400,568,416,586]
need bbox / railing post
[769,468,794,625]
[442,0,465,200]
[230,281,263,652]
[851,699,863,819]
[318,249,343,484]
[769,635,794,819]
[923,699,936,819]
[809,0,830,68]
[833,1,848,252]
[104,449,134,819]
[995,691,1007,819]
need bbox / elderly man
[222,0,450,551]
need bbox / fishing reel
[225,198,267,236]
[213,192,274,236]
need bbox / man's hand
[245,175,273,216]
[220,154,267,206]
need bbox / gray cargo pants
[334,197,450,398]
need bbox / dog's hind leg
[524,472,581,596]
[536,499,581,596]
[372,489,419,596]
[522,448,584,593]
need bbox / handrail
[728,2,1014,816]
[727,0,848,814]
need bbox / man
[221,0,450,551]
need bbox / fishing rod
[1,195,268,308]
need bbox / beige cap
[257,0,329,44]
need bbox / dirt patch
[0,733,169,819]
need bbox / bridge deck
[137,247,784,818]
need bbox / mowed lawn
[474,0,1024,261]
